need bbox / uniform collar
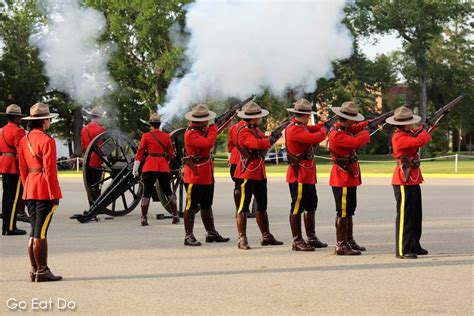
[7,121,19,127]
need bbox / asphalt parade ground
[1,176,473,315]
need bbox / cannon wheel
[83,131,143,217]
[155,128,185,216]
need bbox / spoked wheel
[155,128,186,217]
[83,131,143,217]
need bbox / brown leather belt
[1,152,16,157]
[148,153,166,157]
[192,156,210,163]
[28,168,44,173]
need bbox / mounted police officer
[18,103,62,282]
[133,113,179,226]
[234,101,283,250]
[285,99,328,251]
[386,107,432,259]
[182,104,229,246]
[81,106,106,205]
[1,104,27,236]
[328,101,370,256]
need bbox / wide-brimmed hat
[0,104,26,116]
[331,101,365,121]
[22,103,59,120]
[385,106,421,126]
[85,106,105,117]
[287,98,317,115]
[148,113,161,123]
[184,104,216,122]
[237,101,269,119]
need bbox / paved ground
[1,177,473,315]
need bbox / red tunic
[0,122,25,174]
[391,128,431,185]
[234,123,271,180]
[228,120,246,165]
[136,130,174,173]
[18,128,62,200]
[183,123,217,185]
[81,122,106,168]
[328,122,370,187]
[286,119,327,184]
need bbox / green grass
[58,154,474,175]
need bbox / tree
[0,0,47,115]
[347,0,470,122]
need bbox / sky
[359,33,403,59]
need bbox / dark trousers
[393,185,423,257]
[141,172,172,198]
[235,179,267,213]
[230,164,237,183]
[184,183,214,211]
[27,200,57,239]
[289,182,318,214]
[85,168,103,205]
[332,186,357,217]
[2,173,23,233]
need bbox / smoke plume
[29,0,115,106]
[160,0,353,120]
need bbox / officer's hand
[132,160,141,177]
[364,125,375,134]
[52,199,60,206]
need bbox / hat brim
[184,110,217,122]
[287,108,317,115]
[236,109,269,119]
[331,107,365,122]
[84,109,105,117]
[385,115,421,126]
[0,112,26,116]
[22,113,59,121]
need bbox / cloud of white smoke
[29,0,115,106]
[160,0,353,121]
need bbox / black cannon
[71,128,186,223]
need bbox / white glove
[132,160,141,177]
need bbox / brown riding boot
[168,195,180,224]
[290,214,314,251]
[184,209,201,246]
[28,237,37,282]
[34,238,62,282]
[236,212,250,250]
[304,211,328,248]
[347,216,366,251]
[140,197,150,226]
[335,217,360,256]
[256,210,283,246]
[201,208,230,243]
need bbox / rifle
[215,95,256,134]
[269,118,291,145]
[366,110,395,135]
[412,95,464,136]
[324,115,338,133]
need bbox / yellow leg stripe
[292,183,303,215]
[237,179,248,214]
[341,187,347,218]
[398,185,406,257]
[40,204,58,239]
[9,178,21,231]
[185,184,193,212]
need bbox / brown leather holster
[398,155,420,183]
[334,155,358,178]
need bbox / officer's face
[296,115,310,124]
[250,118,261,125]
[42,118,51,130]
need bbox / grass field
[59,154,474,175]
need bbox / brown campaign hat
[385,106,421,126]
[287,98,316,115]
[331,101,365,121]
[22,102,59,120]
[85,106,105,117]
[236,101,269,119]
[184,104,216,122]
[148,113,161,123]
[0,104,26,116]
